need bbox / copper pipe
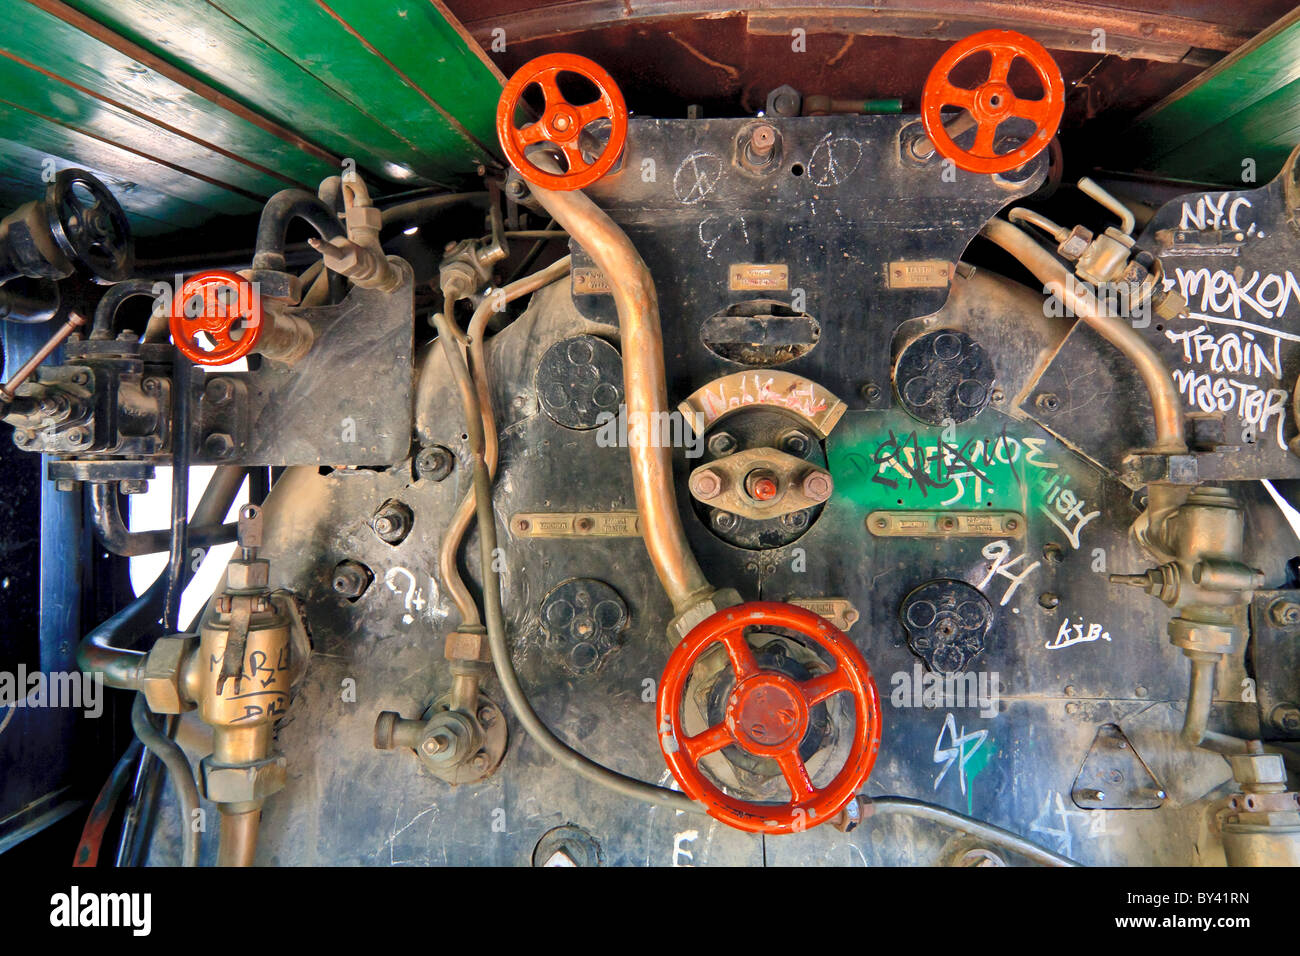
[528,181,714,613]
[437,256,572,628]
[217,809,260,867]
[981,218,1187,454]
[0,311,87,400]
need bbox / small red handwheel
[657,601,882,834]
[169,269,263,366]
[496,53,628,191]
[921,29,1064,175]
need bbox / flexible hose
[130,695,199,867]
[865,797,1079,867]
[431,307,703,814]
[251,189,345,273]
[438,256,572,627]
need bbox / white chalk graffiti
[1046,615,1112,650]
[978,540,1041,608]
[933,712,988,796]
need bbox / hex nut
[200,753,288,803]
[445,630,493,663]
[226,558,270,591]
[371,499,414,545]
[331,560,373,600]
[415,445,455,482]
[1228,753,1287,788]
[141,636,197,714]
[203,432,235,459]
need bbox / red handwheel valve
[169,269,263,366]
[496,53,628,191]
[921,29,1064,175]
[657,601,882,834]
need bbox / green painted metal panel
[1125,8,1300,185]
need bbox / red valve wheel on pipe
[496,53,628,191]
[921,29,1064,175]
[169,269,263,366]
[657,601,882,834]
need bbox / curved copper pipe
[436,256,572,627]
[981,218,1187,455]
[528,182,714,614]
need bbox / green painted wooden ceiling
[0,0,504,236]
[1125,8,1300,187]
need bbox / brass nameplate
[729,263,789,291]
[886,260,953,289]
[867,510,1024,538]
[511,512,641,538]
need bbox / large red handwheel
[169,269,263,366]
[921,29,1064,175]
[496,53,628,191]
[657,601,882,834]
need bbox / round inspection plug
[745,470,780,502]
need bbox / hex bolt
[331,560,373,600]
[415,444,455,482]
[1269,600,1300,628]
[780,510,809,530]
[712,509,739,532]
[801,471,833,502]
[477,707,496,727]
[203,377,234,404]
[203,432,235,459]
[421,736,448,756]
[1272,704,1300,732]
[371,499,414,545]
[690,468,723,500]
[779,429,811,457]
[746,124,778,166]
[706,431,738,457]
[471,752,490,772]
